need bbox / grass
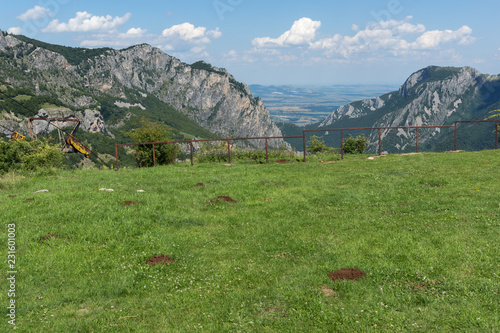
[0,151,499,332]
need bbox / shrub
[0,139,65,174]
[307,135,335,154]
[342,134,369,154]
[125,118,179,167]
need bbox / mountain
[0,31,283,160]
[311,66,500,153]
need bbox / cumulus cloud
[17,6,52,21]
[230,16,476,66]
[413,26,475,49]
[42,11,131,33]
[162,23,222,44]
[252,17,321,48]
[80,22,221,61]
[7,27,23,35]
[124,27,147,36]
[311,17,475,58]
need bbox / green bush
[342,134,370,154]
[0,139,65,174]
[307,135,336,154]
[126,118,179,167]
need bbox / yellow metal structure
[66,134,91,158]
[11,132,25,141]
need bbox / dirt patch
[24,198,34,202]
[218,196,236,203]
[146,254,175,266]
[265,198,274,202]
[42,234,60,240]
[275,159,290,164]
[207,196,237,204]
[195,183,205,187]
[122,201,140,206]
[8,195,17,198]
[327,268,366,281]
[320,160,338,164]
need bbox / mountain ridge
[312,65,500,153]
[0,31,283,149]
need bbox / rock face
[0,32,283,146]
[20,108,108,138]
[318,66,500,153]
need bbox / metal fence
[114,120,499,171]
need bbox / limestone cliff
[0,31,283,146]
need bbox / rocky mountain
[0,31,283,150]
[315,66,500,153]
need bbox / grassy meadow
[0,151,499,332]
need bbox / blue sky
[2,0,500,85]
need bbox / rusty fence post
[303,131,307,162]
[416,127,419,153]
[190,141,194,166]
[496,122,498,150]
[454,122,458,151]
[227,139,231,164]
[265,138,269,164]
[378,128,382,155]
[115,144,120,171]
[152,143,156,167]
[340,130,344,160]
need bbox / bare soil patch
[275,159,290,164]
[8,195,17,198]
[24,198,34,202]
[122,201,140,206]
[42,234,60,240]
[327,268,366,281]
[146,254,175,265]
[195,183,205,187]
[207,196,237,204]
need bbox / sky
[2,0,500,86]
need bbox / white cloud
[124,28,147,36]
[252,17,321,48]
[162,23,222,44]
[79,22,221,61]
[413,26,474,49]
[42,11,131,33]
[311,17,475,58]
[17,6,52,21]
[7,27,23,35]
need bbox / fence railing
[114,120,499,171]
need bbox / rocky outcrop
[18,108,108,137]
[318,66,500,153]
[0,32,283,147]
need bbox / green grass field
[0,151,499,332]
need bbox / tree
[125,118,179,167]
[307,135,334,154]
[342,134,369,154]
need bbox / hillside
[0,30,283,165]
[290,66,500,153]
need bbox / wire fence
[114,120,499,171]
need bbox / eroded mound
[146,254,175,265]
[327,268,366,281]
